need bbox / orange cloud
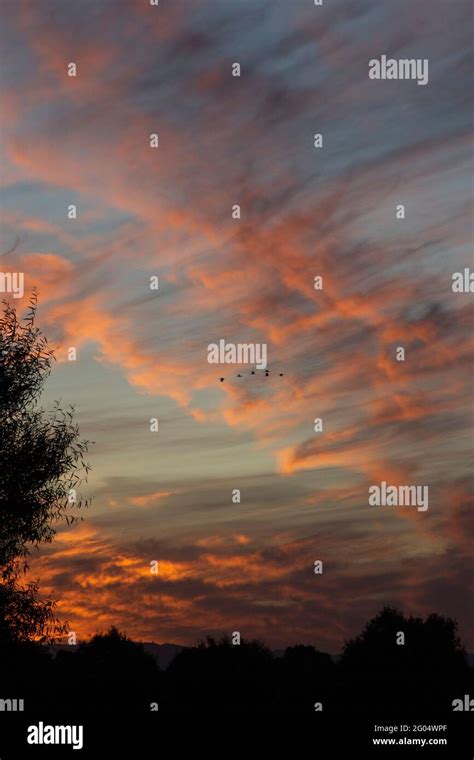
[130,491,172,507]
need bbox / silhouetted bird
[218,370,284,382]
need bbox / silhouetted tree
[341,605,466,672]
[0,293,91,641]
[0,578,57,645]
[166,634,275,712]
[53,627,161,713]
[339,605,470,714]
[276,644,335,711]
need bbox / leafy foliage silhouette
[0,293,91,642]
[338,605,470,714]
[54,627,160,713]
[36,608,470,714]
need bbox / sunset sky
[0,0,472,651]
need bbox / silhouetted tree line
[0,606,472,713]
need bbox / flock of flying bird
[218,369,284,382]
